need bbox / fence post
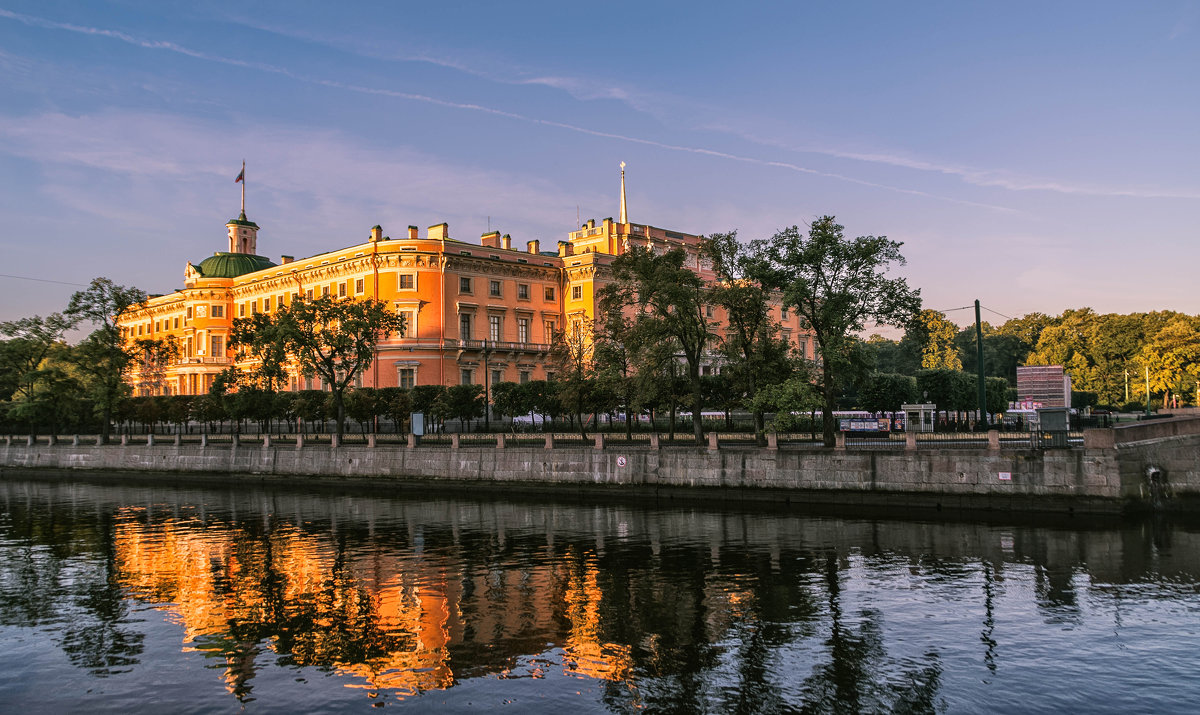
[296,433,304,450]
[707,432,719,451]
[544,433,555,450]
[263,434,272,448]
[649,433,660,450]
[200,434,208,448]
[594,433,606,451]
[120,434,128,446]
[496,433,506,449]
[47,434,56,446]
[834,431,846,451]
[905,431,917,451]
[147,433,155,446]
[987,429,1000,451]
[330,434,340,449]
[73,435,80,446]
[407,433,416,449]
[767,432,778,451]
[231,433,240,448]
[174,433,181,446]
[451,433,460,449]
[367,433,376,448]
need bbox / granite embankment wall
[2,416,1197,514]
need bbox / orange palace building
[119,185,816,396]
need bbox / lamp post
[483,340,491,431]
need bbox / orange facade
[119,209,815,396]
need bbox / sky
[1,1,1198,331]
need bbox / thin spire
[618,161,627,224]
[239,160,246,216]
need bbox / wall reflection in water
[2,479,1199,712]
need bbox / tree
[65,278,148,443]
[228,312,290,390]
[440,384,485,431]
[599,245,714,445]
[907,309,961,370]
[0,314,73,434]
[549,320,598,438]
[132,338,179,396]
[858,373,917,414]
[701,231,794,444]
[755,217,920,446]
[244,296,404,440]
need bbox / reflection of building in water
[109,509,637,701]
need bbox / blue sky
[1,1,1198,330]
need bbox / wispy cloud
[230,12,1200,204]
[0,7,1017,213]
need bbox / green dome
[195,252,276,278]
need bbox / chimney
[501,233,511,250]
[407,225,418,239]
[280,255,294,265]
[587,218,596,229]
[481,230,501,248]
[428,223,448,240]
[370,225,383,242]
[527,239,540,254]
[558,240,572,257]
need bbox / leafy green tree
[375,387,411,433]
[755,217,920,446]
[858,373,917,414]
[132,337,179,396]
[746,373,820,432]
[343,388,379,434]
[549,320,599,438]
[908,309,961,370]
[240,296,404,440]
[64,278,147,443]
[701,230,794,444]
[440,384,485,431]
[229,312,290,390]
[600,244,714,445]
[985,377,1010,416]
[490,381,527,420]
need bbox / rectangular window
[518,283,529,300]
[489,280,502,297]
[797,339,808,360]
[186,337,193,358]
[250,301,257,315]
[277,295,285,309]
[154,321,160,332]
[138,325,143,336]
[489,315,501,342]
[459,314,472,340]
[460,369,473,385]
[322,285,330,297]
[491,369,503,386]
[211,335,224,358]
[186,306,193,319]
[519,370,531,384]
[705,305,714,318]
[211,305,224,318]
[355,278,364,294]
[398,310,415,337]
[398,368,415,389]
[239,304,245,317]
[544,286,555,301]
[459,277,472,294]
[781,307,789,320]
[517,318,529,343]
[339,282,346,297]
[572,285,582,301]
[305,289,314,301]
[262,298,270,313]
[544,320,556,341]
[399,274,415,290]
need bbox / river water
[0,476,1197,713]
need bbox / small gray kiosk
[902,404,937,433]
[1035,406,1070,448]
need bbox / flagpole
[240,160,245,214]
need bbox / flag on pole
[235,167,244,183]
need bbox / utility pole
[975,300,988,428]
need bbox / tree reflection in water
[3,479,1199,712]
